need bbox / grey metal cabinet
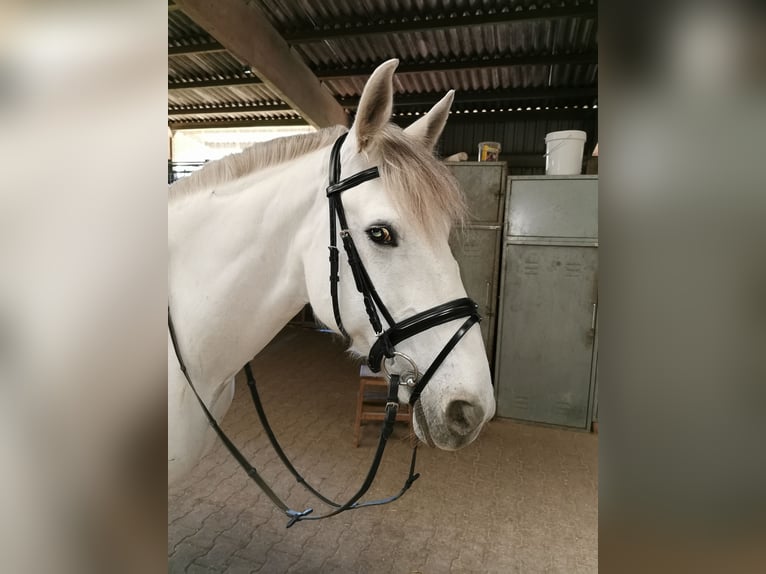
[448,160,506,222]
[446,161,506,367]
[495,176,598,429]
[450,226,502,357]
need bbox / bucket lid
[545,130,586,143]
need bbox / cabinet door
[507,177,598,240]
[496,245,597,428]
[446,162,505,223]
[449,227,501,363]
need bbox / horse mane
[169,125,347,200]
[169,123,466,238]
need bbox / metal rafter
[315,52,598,79]
[169,40,226,56]
[338,87,598,109]
[168,53,598,91]
[168,102,292,116]
[168,76,263,90]
[282,4,598,43]
[169,117,308,130]
[168,108,595,131]
[418,109,597,123]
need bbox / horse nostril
[445,400,484,436]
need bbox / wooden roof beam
[174,0,348,128]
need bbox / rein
[168,132,481,528]
[168,314,418,527]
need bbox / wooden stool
[354,365,413,447]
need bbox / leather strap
[168,311,308,520]
[243,364,339,509]
[328,197,348,338]
[327,167,380,196]
[245,365,419,526]
[327,132,394,336]
[367,298,479,373]
[280,373,419,524]
[408,315,479,405]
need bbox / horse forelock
[374,124,467,241]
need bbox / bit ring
[380,352,420,387]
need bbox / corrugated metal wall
[438,116,597,174]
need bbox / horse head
[305,59,495,450]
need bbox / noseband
[327,132,481,408]
[169,132,481,528]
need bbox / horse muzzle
[412,391,491,450]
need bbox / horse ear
[353,59,398,150]
[404,90,455,150]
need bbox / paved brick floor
[168,327,597,573]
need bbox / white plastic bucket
[544,130,586,175]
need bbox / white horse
[168,59,495,484]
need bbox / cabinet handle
[591,303,597,330]
[485,282,492,309]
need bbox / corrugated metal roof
[322,62,596,98]
[168,0,598,155]
[254,0,592,28]
[168,10,214,43]
[287,20,596,65]
[168,52,248,83]
[168,84,286,107]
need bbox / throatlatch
[169,131,481,528]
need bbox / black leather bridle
[326,132,481,426]
[168,132,481,527]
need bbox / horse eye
[366,226,395,246]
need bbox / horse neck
[168,148,328,386]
